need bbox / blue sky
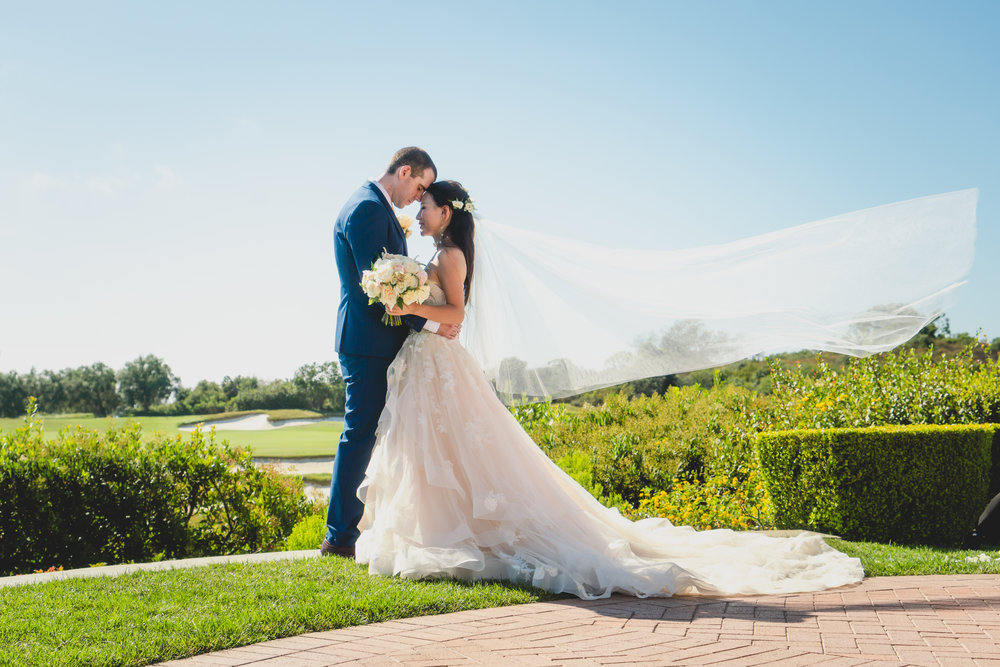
[2,1,997,385]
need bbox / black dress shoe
[320,539,356,558]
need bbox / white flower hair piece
[450,197,475,213]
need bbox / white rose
[402,290,420,305]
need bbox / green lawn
[0,557,558,667]
[1,538,999,666]
[0,412,342,459]
[830,539,1000,576]
[211,422,341,458]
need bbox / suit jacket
[334,181,427,358]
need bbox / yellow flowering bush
[625,464,774,530]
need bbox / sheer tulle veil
[460,189,978,403]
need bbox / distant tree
[904,315,951,349]
[0,372,28,418]
[183,380,228,414]
[20,368,71,414]
[67,363,120,416]
[230,380,308,411]
[221,375,259,403]
[117,355,178,412]
[292,361,345,412]
[626,375,680,398]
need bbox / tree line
[0,355,346,418]
[3,318,994,418]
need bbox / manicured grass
[301,472,334,485]
[2,539,1000,666]
[0,412,343,459]
[830,539,1000,576]
[217,422,341,458]
[0,557,559,667]
[0,414,192,435]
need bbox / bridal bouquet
[361,251,431,325]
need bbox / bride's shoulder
[436,246,467,278]
[437,245,466,264]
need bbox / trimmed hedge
[990,429,1000,498]
[756,424,994,545]
[0,407,310,575]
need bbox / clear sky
[2,1,998,385]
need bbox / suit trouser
[325,352,392,547]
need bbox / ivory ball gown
[355,283,863,600]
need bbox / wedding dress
[355,283,863,600]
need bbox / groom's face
[394,166,435,208]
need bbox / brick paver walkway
[157,574,1000,666]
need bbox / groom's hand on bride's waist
[436,323,461,339]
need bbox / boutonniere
[397,213,414,238]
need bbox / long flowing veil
[461,189,978,403]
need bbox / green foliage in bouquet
[0,400,310,576]
[756,424,993,545]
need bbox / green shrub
[768,344,1000,430]
[990,429,1000,498]
[553,451,628,512]
[513,387,759,506]
[756,424,993,545]
[510,342,1000,534]
[766,343,1000,496]
[0,402,310,575]
[284,514,327,551]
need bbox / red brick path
[157,575,1000,666]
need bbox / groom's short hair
[387,147,436,180]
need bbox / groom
[322,147,459,558]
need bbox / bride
[354,180,872,600]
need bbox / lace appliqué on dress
[483,491,505,512]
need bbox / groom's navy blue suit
[327,181,426,547]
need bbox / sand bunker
[178,414,342,431]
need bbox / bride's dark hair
[427,180,475,304]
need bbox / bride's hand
[386,303,416,317]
